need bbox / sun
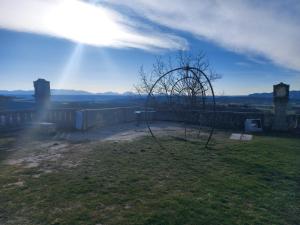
[45,0,124,47]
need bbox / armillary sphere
[145,66,216,148]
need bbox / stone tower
[33,78,50,109]
[272,82,289,131]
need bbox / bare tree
[134,65,152,95]
[135,51,221,108]
[135,51,220,92]
[177,51,221,85]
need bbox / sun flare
[46,0,124,46]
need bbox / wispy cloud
[0,0,187,51]
[1,0,300,72]
[105,0,300,71]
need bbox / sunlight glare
[46,0,124,47]
[56,43,84,90]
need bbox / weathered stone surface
[272,82,289,131]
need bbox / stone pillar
[33,78,51,123]
[33,78,51,110]
[272,82,289,131]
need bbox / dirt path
[2,122,207,173]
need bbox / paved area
[230,133,253,141]
[52,122,204,142]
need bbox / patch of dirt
[3,122,212,174]
[5,142,68,168]
[52,122,206,142]
[3,181,24,188]
[4,140,89,174]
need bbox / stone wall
[152,110,267,130]
[151,109,300,131]
[75,107,139,130]
[0,110,35,130]
[0,107,139,132]
[287,114,300,130]
[1,107,299,132]
[0,109,75,131]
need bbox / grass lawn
[0,132,300,224]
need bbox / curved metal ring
[145,66,216,148]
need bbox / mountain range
[0,89,135,96]
[1,89,300,99]
[249,90,300,99]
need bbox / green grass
[0,133,300,225]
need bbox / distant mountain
[248,90,300,99]
[51,89,93,95]
[122,91,136,96]
[0,90,34,95]
[95,91,120,95]
[248,92,272,98]
[0,89,94,96]
[0,89,140,96]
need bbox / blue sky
[0,0,299,95]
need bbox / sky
[0,0,299,95]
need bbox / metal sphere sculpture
[145,66,216,148]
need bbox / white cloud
[105,0,300,71]
[0,0,187,50]
[1,0,300,72]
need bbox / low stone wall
[0,109,75,131]
[46,109,76,129]
[75,107,140,130]
[152,110,300,131]
[288,114,300,130]
[0,110,35,130]
[0,107,139,132]
[152,110,267,130]
[1,107,298,132]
